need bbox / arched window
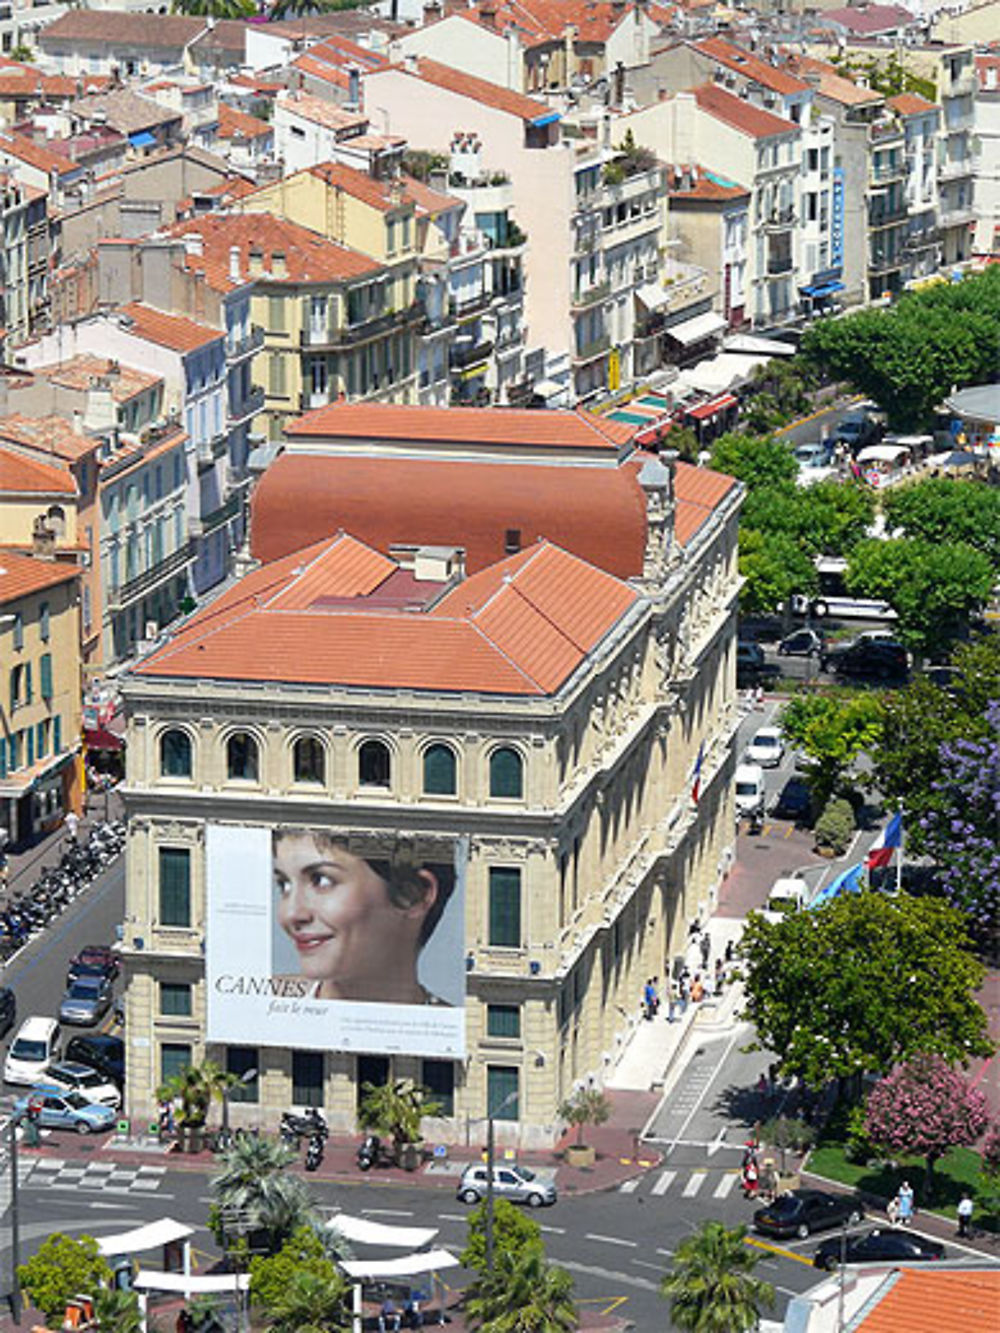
[160,729,192,778]
[226,732,259,782]
[423,743,457,796]
[293,736,325,785]
[358,739,391,788]
[489,747,523,799]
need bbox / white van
[735,764,765,818]
[763,877,809,922]
[4,1016,61,1086]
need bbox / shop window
[423,743,457,796]
[292,1051,325,1107]
[226,732,259,782]
[358,739,391,788]
[421,1059,455,1117]
[160,729,192,778]
[356,1054,389,1114]
[158,847,191,927]
[489,747,523,799]
[160,982,192,1017]
[293,735,325,785]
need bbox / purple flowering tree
[865,1054,989,1194]
[919,700,1000,949]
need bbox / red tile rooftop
[0,548,79,603]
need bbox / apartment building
[973,56,1000,257]
[890,93,942,284]
[118,404,742,1141]
[665,165,750,330]
[0,548,81,847]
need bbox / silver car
[457,1163,557,1208]
[58,976,113,1026]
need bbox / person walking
[699,930,711,970]
[887,1195,900,1226]
[957,1192,974,1238]
[897,1180,914,1226]
[642,978,656,1021]
[64,809,79,844]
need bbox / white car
[735,763,765,818]
[746,727,784,768]
[762,877,809,923]
[39,1060,122,1110]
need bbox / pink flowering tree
[865,1054,989,1196]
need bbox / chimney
[347,65,361,108]
[423,0,443,21]
[229,245,241,283]
[183,232,203,257]
[271,250,287,278]
[637,450,677,588]
[32,515,56,560]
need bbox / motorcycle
[280,1107,328,1147]
[305,1132,325,1173]
[357,1132,393,1172]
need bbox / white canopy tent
[327,1213,438,1248]
[857,444,911,465]
[132,1273,250,1294]
[97,1219,195,1258]
[340,1249,460,1281]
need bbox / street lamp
[5,1101,38,1325]
[221,1068,258,1141]
[484,1087,520,1274]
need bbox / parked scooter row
[278,1108,329,1172]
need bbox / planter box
[565,1144,596,1168]
[178,1125,205,1154]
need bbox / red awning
[686,393,738,422]
[84,727,124,752]
[635,419,673,448]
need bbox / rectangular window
[421,1059,455,1117]
[292,1051,325,1107]
[488,867,521,948]
[12,613,22,650]
[225,1046,259,1103]
[35,720,47,759]
[487,1004,521,1039]
[268,295,286,332]
[486,1065,519,1121]
[39,602,50,642]
[160,982,192,1017]
[158,847,191,927]
[268,353,286,397]
[160,1042,191,1086]
[39,653,52,700]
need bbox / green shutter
[39,653,52,700]
[24,662,32,705]
[488,867,521,947]
[53,715,62,753]
[26,728,34,766]
[159,847,191,927]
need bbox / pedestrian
[897,1180,914,1226]
[742,1156,759,1199]
[691,973,705,1003]
[754,684,765,709]
[724,939,735,964]
[957,1191,973,1238]
[379,1297,401,1333]
[702,969,714,1000]
[699,930,711,969]
[64,809,79,844]
[887,1195,900,1226]
[759,1157,777,1205]
[714,958,725,991]
[651,975,661,1017]
[679,973,690,1013]
[642,978,656,1021]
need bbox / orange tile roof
[0,445,75,495]
[694,36,809,96]
[462,0,655,46]
[888,92,937,115]
[278,89,369,133]
[120,302,223,354]
[136,533,638,695]
[217,103,272,141]
[856,1270,1000,1333]
[43,353,161,401]
[303,161,412,215]
[782,53,882,107]
[0,547,79,604]
[692,83,797,139]
[285,402,633,449]
[0,415,95,463]
[0,129,80,177]
[666,163,749,200]
[165,212,381,291]
[392,57,557,125]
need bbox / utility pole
[8,1111,23,1325]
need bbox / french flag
[866,812,903,870]
[691,742,705,805]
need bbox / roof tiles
[0,446,75,495]
[390,57,557,125]
[121,302,223,354]
[857,1270,1000,1333]
[692,83,797,138]
[0,548,79,604]
[286,402,633,449]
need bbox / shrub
[760,1115,816,1156]
[814,796,855,855]
[845,1102,876,1164]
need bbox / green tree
[157,1058,236,1129]
[461,1197,543,1277]
[262,1267,350,1333]
[357,1078,440,1163]
[557,1087,611,1147]
[738,528,817,615]
[250,1227,349,1330]
[269,0,367,17]
[18,1234,111,1322]
[210,1134,315,1251]
[740,892,992,1087]
[779,688,883,805]
[846,538,994,659]
[465,1239,577,1333]
[741,481,875,559]
[171,0,255,15]
[884,477,1000,571]
[659,1221,775,1333]
[709,433,797,489]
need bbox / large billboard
[206,825,466,1058]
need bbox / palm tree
[660,1222,775,1333]
[171,0,256,17]
[92,1289,143,1333]
[210,1134,315,1250]
[465,1240,577,1333]
[157,1059,235,1133]
[263,1268,350,1333]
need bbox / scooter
[280,1107,328,1147]
[305,1132,325,1172]
[357,1132,391,1171]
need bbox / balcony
[196,430,227,469]
[766,254,793,276]
[868,119,905,145]
[227,325,264,361]
[572,282,610,309]
[938,157,974,183]
[573,333,610,362]
[450,339,494,370]
[198,493,241,539]
[449,292,491,322]
[870,160,906,185]
[107,540,194,612]
[763,207,796,232]
[228,385,265,426]
[904,228,939,252]
[869,202,907,229]
[939,205,976,229]
[327,303,422,348]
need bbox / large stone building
[119,405,741,1144]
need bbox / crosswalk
[619,1167,740,1201]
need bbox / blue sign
[831,167,845,271]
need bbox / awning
[686,392,738,421]
[635,420,671,448]
[84,726,124,752]
[0,749,75,798]
[128,130,156,148]
[636,283,668,311]
[133,1272,249,1295]
[857,444,910,464]
[327,1214,438,1248]
[723,333,796,357]
[532,378,566,400]
[800,280,845,298]
[248,442,281,473]
[98,1219,195,1257]
[340,1248,460,1281]
[665,311,726,346]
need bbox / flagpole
[896,806,903,895]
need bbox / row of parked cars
[752,1188,945,1269]
[1,943,125,1135]
[739,631,908,686]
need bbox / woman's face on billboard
[274,834,436,1001]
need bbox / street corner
[555,1143,664,1196]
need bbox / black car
[821,640,908,681]
[813,1227,944,1270]
[772,777,811,822]
[832,410,881,455]
[0,986,15,1039]
[737,643,781,689]
[64,1033,125,1086]
[754,1189,864,1240]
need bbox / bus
[792,556,897,622]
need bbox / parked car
[4,1016,61,1085]
[0,986,16,1040]
[67,946,120,983]
[772,777,811,822]
[821,639,908,681]
[736,641,780,689]
[64,958,116,989]
[13,1087,116,1135]
[754,1189,864,1240]
[64,1034,125,1086]
[794,442,832,469]
[40,1060,122,1110]
[778,629,825,658]
[832,410,881,454]
[813,1227,944,1270]
[59,975,113,1026]
[457,1163,557,1209]
[746,726,784,768]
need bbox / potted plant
[358,1078,441,1171]
[558,1088,611,1168]
[157,1060,235,1153]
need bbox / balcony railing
[572,282,610,309]
[327,303,422,347]
[871,161,906,184]
[763,207,796,231]
[449,292,491,321]
[869,119,904,144]
[228,385,265,425]
[939,205,976,229]
[227,325,264,360]
[869,250,903,275]
[938,158,974,183]
[107,540,194,612]
[904,229,939,252]
[573,333,610,361]
[450,339,494,369]
[870,203,907,228]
